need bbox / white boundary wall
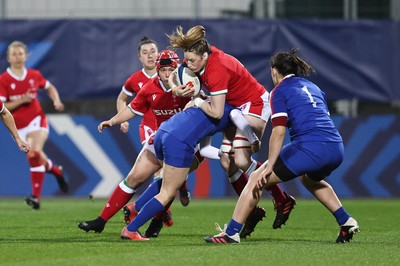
[1,0,251,19]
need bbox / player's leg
[122,164,190,240]
[297,142,359,243]
[144,198,174,238]
[24,129,48,210]
[36,114,69,193]
[122,130,192,240]
[220,128,249,194]
[217,128,266,238]
[142,149,206,237]
[230,135,274,235]
[43,156,68,193]
[78,147,161,233]
[204,161,267,244]
[300,175,359,243]
[238,115,296,230]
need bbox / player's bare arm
[47,84,64,112]
[98,106,135,133]
[194,94,225,119]
[116,91,130,133]
[0,108,30,152]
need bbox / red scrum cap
[156,50,180,69]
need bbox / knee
[232,137,252,170]
[219,153,230,171]
[301,175,330,190]
[27,150,42,167]
[234,156,249,171]
[124,173,143,188]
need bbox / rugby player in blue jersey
[205,48,359,244]
[120,102,260,240]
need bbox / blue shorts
[154,129,195,168]
[274,142,344,182]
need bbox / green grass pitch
[0,198,399,265]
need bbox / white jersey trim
[271,112,288,119]
[141,68,157,79]
[122,86,134,97]
[209,89,228,96]
[7,67,27,81]
[44,81,50,90]
[128,104,144,117]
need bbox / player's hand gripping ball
[171,64,202,96]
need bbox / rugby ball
[175,64,202,96]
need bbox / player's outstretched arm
[116,90,130,133]
[98,106,135,133]
[46,83,65,112]
[0,107,30,152]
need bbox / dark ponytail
[270,48,315,76]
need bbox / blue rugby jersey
[270,76,342,143]
[158,103,235,147]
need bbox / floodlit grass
[0,198,399,266]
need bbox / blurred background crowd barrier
[0,0,399,198]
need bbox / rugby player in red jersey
[78,50,194,237]
[169,25,296,237]
[0,41,68,210]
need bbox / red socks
[229,170,248,196]
[28,151,45,200]
[30,171,45,200]
[255,161,287,204]
[100,182,135,221]
[45,159,63,178]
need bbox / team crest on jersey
[138,82,143,88]
[11,83,16,90]
[29,79,35,88]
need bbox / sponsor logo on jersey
[153,108,182,116]
[152,94,157,101]
[10,95,22,101]
[138,82,143,88]
[11,83,16,90]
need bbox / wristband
[194,97,205,108]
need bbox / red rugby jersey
[199,46,266,108]
[122,68,157,130]
[0,68,48,129]
[129,77,190,128]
